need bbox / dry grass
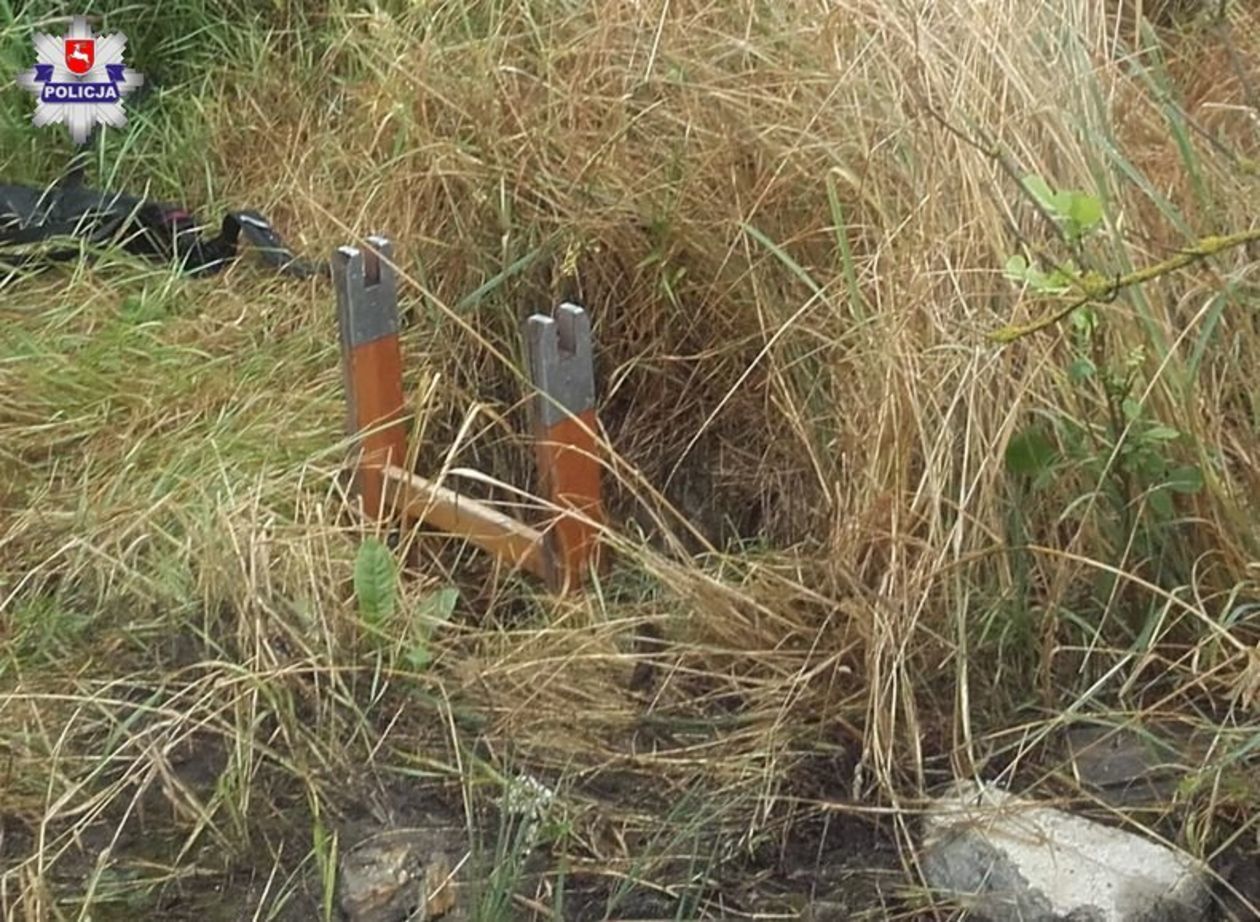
[2,0,1259,918]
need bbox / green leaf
[1023,174,1056,211]
[1030,268,1067,293]
[1132,448,1166,482]
[416,587,458,627]
[1067,192,1103,233]
[1143,425,1181,442]
[1166,465,1204,494]
[404,643,432,671]
[1070,306,1098,336]
[1050,189,1076,219]
[1006,425,1059,478]
[1149,489,1174,519]
[1068,356,1096,382]
[1041,267,1075,291]
[1004,251,1077,294]
[1004,254,1030,281]
[354,539,397,626]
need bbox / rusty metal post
[525,303,605,592]
[333,236,407,522]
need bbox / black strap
[211,210,327,279]
[0,181,327,280]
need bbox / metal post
[525,303,605,592]
[332,236,407,522]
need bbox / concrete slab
[919,780,1210,922]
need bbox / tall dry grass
[1,0,1258,917]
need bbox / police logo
[17,16,145,144]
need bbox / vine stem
[990,228,1260,344]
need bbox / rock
[1060,722,1199,807]
[338,830,457,922]
[919,780,1209,922]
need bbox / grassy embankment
[1,1,1257,919]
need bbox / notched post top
[333,235,398,349]
[526,302,596,428]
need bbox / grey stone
[920,781,1210,922]
[1060,723,1197,807]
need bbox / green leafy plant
[1022,174,1104,245]
[1003,174,1106,298]
[1003,177,1205,584]
[1004,253,1077,295]
[1006,361,1204,521]
[405,586,458,670]
[354,537,397,628]
[1005,352,1205,576]
[352,537,458,670]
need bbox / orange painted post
[332,236,407,522]
[525,303,605,592]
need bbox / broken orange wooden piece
[332,237,408,522]
[381,465,548,580]
[525,304,606,592]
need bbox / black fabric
[0,178,326,279]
